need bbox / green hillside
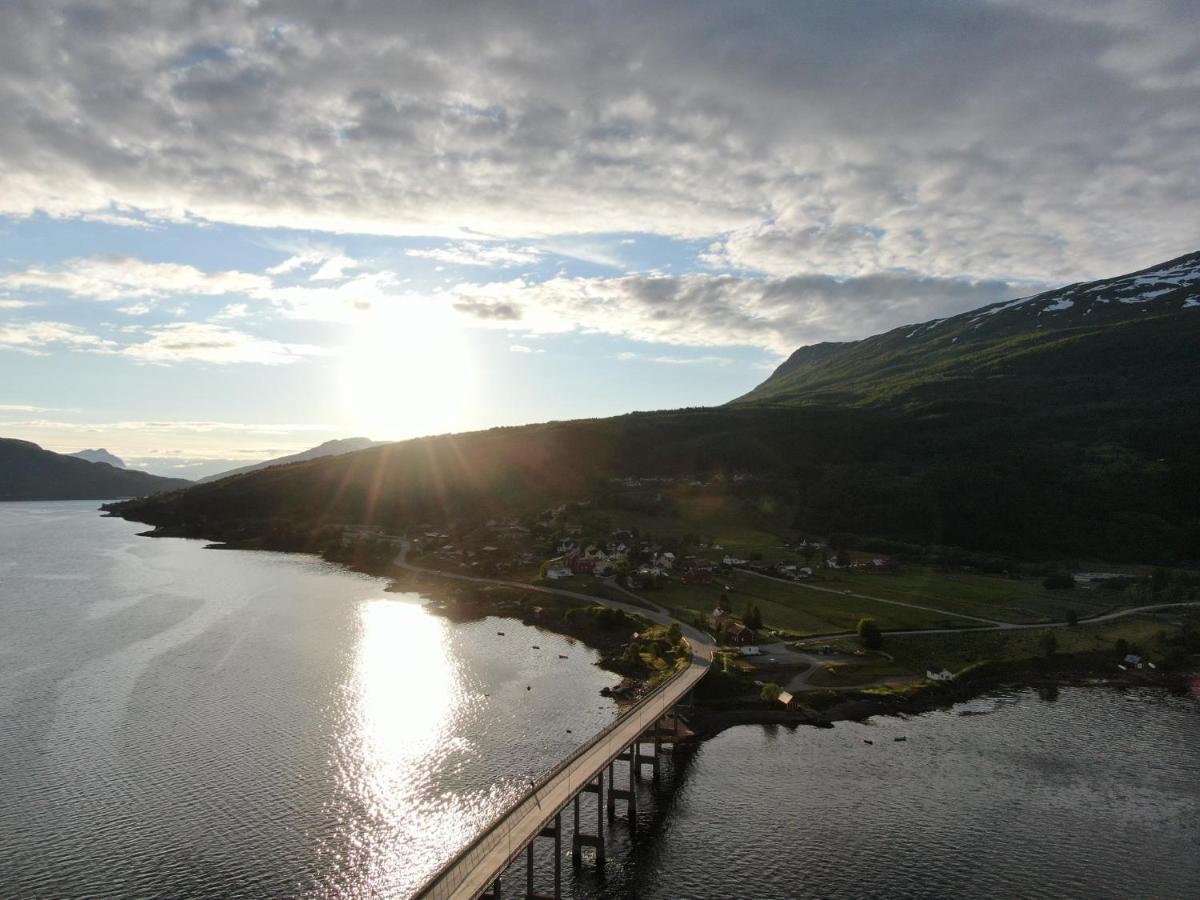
[108,252,1200,565]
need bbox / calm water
[3,503,1198,899]
[0,502,619,898]
[592,689,1200,899]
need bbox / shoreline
[116,518,1200,745]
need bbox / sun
[339,298,475,439]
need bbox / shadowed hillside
[1,439,190,501]
[109,252,1200,565]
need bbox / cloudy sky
[2,1,1197,476]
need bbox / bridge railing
[413,645,710,900]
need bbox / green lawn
[881,619,1178,672]
[794,566,1125,624]
[639,570,976,636]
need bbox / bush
[760,682,782,703]
[857,618,883,651]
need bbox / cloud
[0,2,1195,284]
[508,344,541,353]
[406,242,543,268]
[1,256,269,301]
[617,351,734,366]
[0,321,114,354]
[0,299,38,309]
[121,323,326,365]
[448,271,1031,353]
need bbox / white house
[739,646,762,656]
[926,668,955,682]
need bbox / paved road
[394,542,716,654]
[400,541,713,899]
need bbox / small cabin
[777,690,804,710]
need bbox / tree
[760,682,782,703]
[1065,609,1078,626]
[835,549,852,569]
[745,605,764,631]
[667,623,683,646]
[1038,631,1058,657]
[717,592,732,613]
[857,617,883,650]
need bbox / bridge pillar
[606,753,636,820]
[525,811,563,900]
[571,771,606,867]
[480,876,502,898]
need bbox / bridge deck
[414,647,711,899]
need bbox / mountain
[107,252,1200,565]
[68,448,126,468]
[1,439,191,501]
[737,250,1200,409]
[198,437,383,483]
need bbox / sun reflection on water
[318,597,482,898]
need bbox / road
[401,541,713,899]
[393,541,716,653]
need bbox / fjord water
[0,502,620,898]
[598,689,1200,899]
[3,504,1198,899]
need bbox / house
[722,555,748,567]
[1124,654,1144,668]
[798,566,813,577]
[545,565,572,580]
[683,568,715,585]
[725,622,755,646]
[738,645,761,656]
[777,691,804,710]
[926,667,954,682]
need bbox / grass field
[881,618,1183,672]
[639,570,977,636]
[802,566,1124,623]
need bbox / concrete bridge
[413,642,712,899]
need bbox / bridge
[413,640,712,899]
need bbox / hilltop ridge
[108,251,1200,565]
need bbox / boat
[559,654,568,659]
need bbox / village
[337,475,1198,713]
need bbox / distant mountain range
[1,439,190,501]
[68,448,126,468]
[108,251,1200,565]
[199,437,382,483]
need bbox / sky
[1,1,1198,477]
